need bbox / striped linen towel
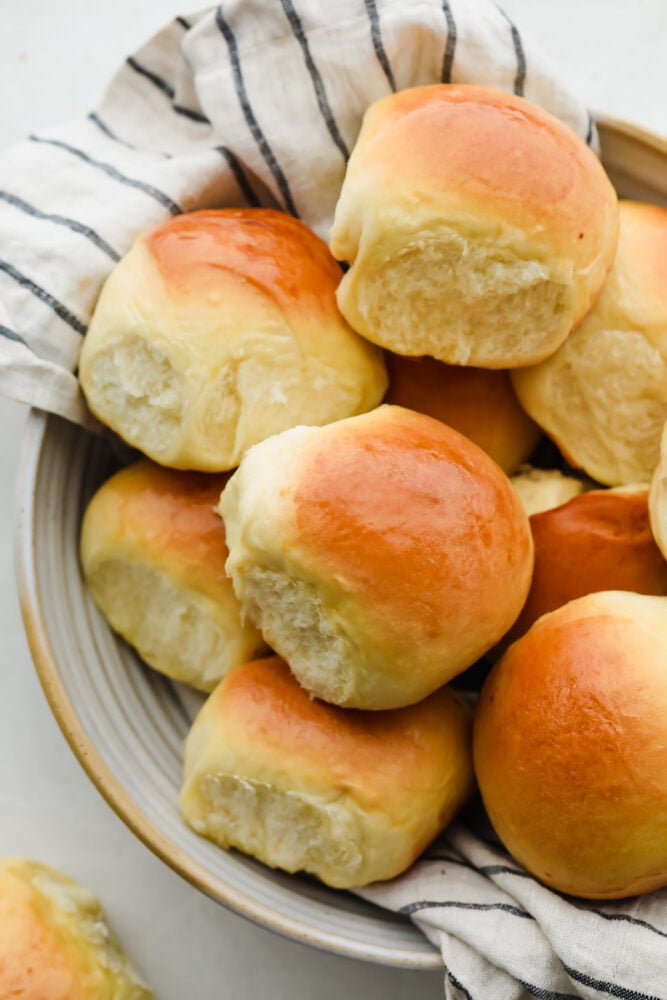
[2,3,665,997]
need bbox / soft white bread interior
[510,466,587,517]
[331,85,618,369]
[80,459,266,691]
[0,857,152,999]
[384,355,541,473]
[474,591,667,898]
[181,657,474,888]
[512,200,667,485]
[218,405,534,710]
[79,209,387,471]
[649,420,667,559]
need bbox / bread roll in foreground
[181,657,474,888]
[81,459,265,691]
[79,209,387,471]
[219,405,534,709]
[331,85,618,368]
[474,591,667,898]
[650,421,667,559]
[385,355,541,473]
[0,858,151,999]
[510,485,667,638]
[513,200,667,485]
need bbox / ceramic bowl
[15,117,667,969]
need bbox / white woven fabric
[2,4,665,997]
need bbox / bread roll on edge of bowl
[384,355,541,473]
[649,420,667,559]
[180,656,474,888]
[330,84,618,369]
[78,208,388,471]
[80,459,266,692]
[474,590,667,899]
[0,857,152,999]
[218,404,534,710]
[512,200,667,486]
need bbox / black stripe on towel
[364,0,396,91]
[497,6,526,96]
[586,111,595,146]
[591,910,667,941]
[215,5,299,216]
[126,57,211,124]
[0,260,87,335]
[176,16,191,30]
[564,965,664,1000]
[278,0,350,161]
[441,2,457,83]
[0,190,120,262]
[88,112,172,159]
[517,979,580,1000]
[0,324,26,345]
[399,899,533,919]
[29,136,182,215]
[217,147,261,206]
[447,970,476,1000]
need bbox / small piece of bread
[218,405,534,709]
[510,485,667,638]
[510,466,586,517]
[79,209,387,471]
[649,420,667,559]
[384,355,541,473]
[512,200,667,485]
[331,85,618,368]
[80,459,266,691]
[0,857,152,999]
[474,591,667,899]
[181,657,474,888]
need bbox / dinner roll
[181,657,474,888]
[474,591,667,898]
[649,420,667,559]
[331,85,618,368]
[512,200,667,485]
[219,405,534,709]
[510,466,586,517]
[79,209,387,471]
[510,485,667,638]
[80,459,265,691]
[384,355,541,473]
[0,857,151,999]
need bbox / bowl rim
[14,112,667,972]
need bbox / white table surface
[0,3,665,997]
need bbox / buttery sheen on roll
[474,591,667,899]
[0,858,152,999]
[331,85,618,369]
[79,209,387,471]
[181,657,474,888]
[80,459,265,691]
[219,405,534,710]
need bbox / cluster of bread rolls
[79,84,667,900]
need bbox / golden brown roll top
[474,591,667,899]
[331,85,618,368]
[513,200,667,485]
[79,208,387,471]
[80,459,265,691]
[219,405,534,709]
[384,355,541,473]
[0,858,152,999]
[510,485,667,638]
[181,657,474,888]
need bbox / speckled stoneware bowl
[15,118,667,969]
